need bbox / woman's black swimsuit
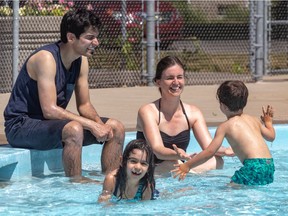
[137,100,191,164]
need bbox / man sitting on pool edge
[3,9,125,182]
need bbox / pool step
[0,132,136,181]
[0,145,102,181]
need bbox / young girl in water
[98,139,156,202]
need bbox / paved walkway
[1,75,288,144]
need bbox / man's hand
[171,163,190,181]
[172,144,191,161]
[91,123,113,143]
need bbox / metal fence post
[121,0,127,70]
[249,0,255,76]
[254,0,265,80]
[263,0,269,76]
[12,0,20,86]
[146,0,155,86]
[267,0,288,74]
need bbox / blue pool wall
[0,125,287,181]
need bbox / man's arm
[74,56,103,123]
[30,51,111,142]
[73,56,113,141]
[31,50,71,120]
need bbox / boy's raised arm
[260,105,275,142]
[171,126,226,181]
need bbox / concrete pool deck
[0,75,288,144]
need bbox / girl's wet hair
[60,8,102,43]
[115,139,155,200]
[217,80,249,112]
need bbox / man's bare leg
[101,119,125,174]
[62,121,83,177]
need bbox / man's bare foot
[70,176,101,184]
[88,171,102,176]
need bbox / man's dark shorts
[5,115,109,150]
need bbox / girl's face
[126,149,149,181]
[156,64,185,96]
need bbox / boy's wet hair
[217,80,249,112]
[115,139,155,200]
[60,8,102,43]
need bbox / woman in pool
[136,56,231,175]
[98,139,156,202]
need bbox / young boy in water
[172,80,275,185]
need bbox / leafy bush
[0,0,74,16]
[0,5,12,16]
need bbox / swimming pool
[0,124,287,215]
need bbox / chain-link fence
[268,1,288,74]
[0,0,287,93]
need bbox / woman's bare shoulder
[182,102,205,122]
[182,101,202,112]
[138,99,159,112]
[137,100,160,130]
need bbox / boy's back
[220,113,272,163]
[208,80,275,185]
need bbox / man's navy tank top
[4,41,81,122]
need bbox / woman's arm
[189,105,212,149]
[137,104,190,161]
[189,105,232,156]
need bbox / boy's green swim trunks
[231,158,275,185]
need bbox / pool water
[0,125,287,215]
